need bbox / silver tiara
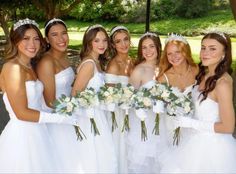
[110,26,129,36]
[45,18,66,30]
[207,30,227,41]
[13,18,39,31]
[140,32,158,40]
[165,33,188,44]
[86,24,104,33]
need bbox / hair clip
[13,18,39,31]
[165,33,188,44]
[44,18,66,30]
[110,26,129,36]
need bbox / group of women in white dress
[0,17,236,173]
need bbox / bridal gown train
[0,80,62,173]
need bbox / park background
[0,0,236,134]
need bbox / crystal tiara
[86,24,104,33]
[110,26,129,36]
[44,18,66,30]
[13,18,39,31]
[140,32,158,40]
[207,30,227,41]
[165,33,188,44]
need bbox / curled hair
[80,26,111,71]
[110,26,131,58]
[136,32,162,65]
[195,32,232,102]
[5,23,45,70]
[158,40,195,78]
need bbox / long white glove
[39,111,79,126]
[174,116,215,133]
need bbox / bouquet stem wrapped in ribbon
[86,108,100,136]
[135,109,148,141]
[152,100,165,135]
[122,108,130,132]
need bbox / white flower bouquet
[98,83,122,132]
[166,87,194,145]
[149,83,169,135]
[118,84,135,132]
[75,87,100,136]
[132,87,153,141]
[52,94,85,141]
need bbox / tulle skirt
[126,109,165,173]
[160,130,236,173]
[74,107,118,173]
[106,107,128,173]
[0,119,62,173]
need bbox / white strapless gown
[74,61,118,173]
[0,80,62,173]
[160,86,236,173]
[45,67,83,172]
[127,80,164,173]
[105,73,129,173]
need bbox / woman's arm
[36,57,56,107]
[71,61,94,96]
[128,66,143,89]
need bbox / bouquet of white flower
[98,83,122,132]
[132,88,153,141]
[118,84,135,132]
[75,87,100,136]
[165,87,194,145]
[149,83,169,135]
[53,94,85,141]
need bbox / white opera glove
[39,111,79,126]
[174,116,215,133]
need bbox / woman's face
[141,38,158,61]
[113,31,130,54]
[91,31,108,57]
[200,38,225,67]
[46,23,69,52]
[166,43,186,66]
[17,28,40,59]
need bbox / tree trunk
[230,0,236,20]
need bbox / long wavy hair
[80,25,111,71]
[136,32,162,65]
[5,23,45,70]
[195,32,232,102]
[158,40,195,78]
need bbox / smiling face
[91,31,108,57]
[113,31,130,54]
[141,38,158,61]
[17,28,40,59]
[166,42,186,66]
[200,38,225,68]
[46,23,69,52]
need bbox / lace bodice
[55,67,75,98]
[3,80,44,120]
[104,73,129,86]
[192,86,220,122]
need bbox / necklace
[17,58,32,70]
